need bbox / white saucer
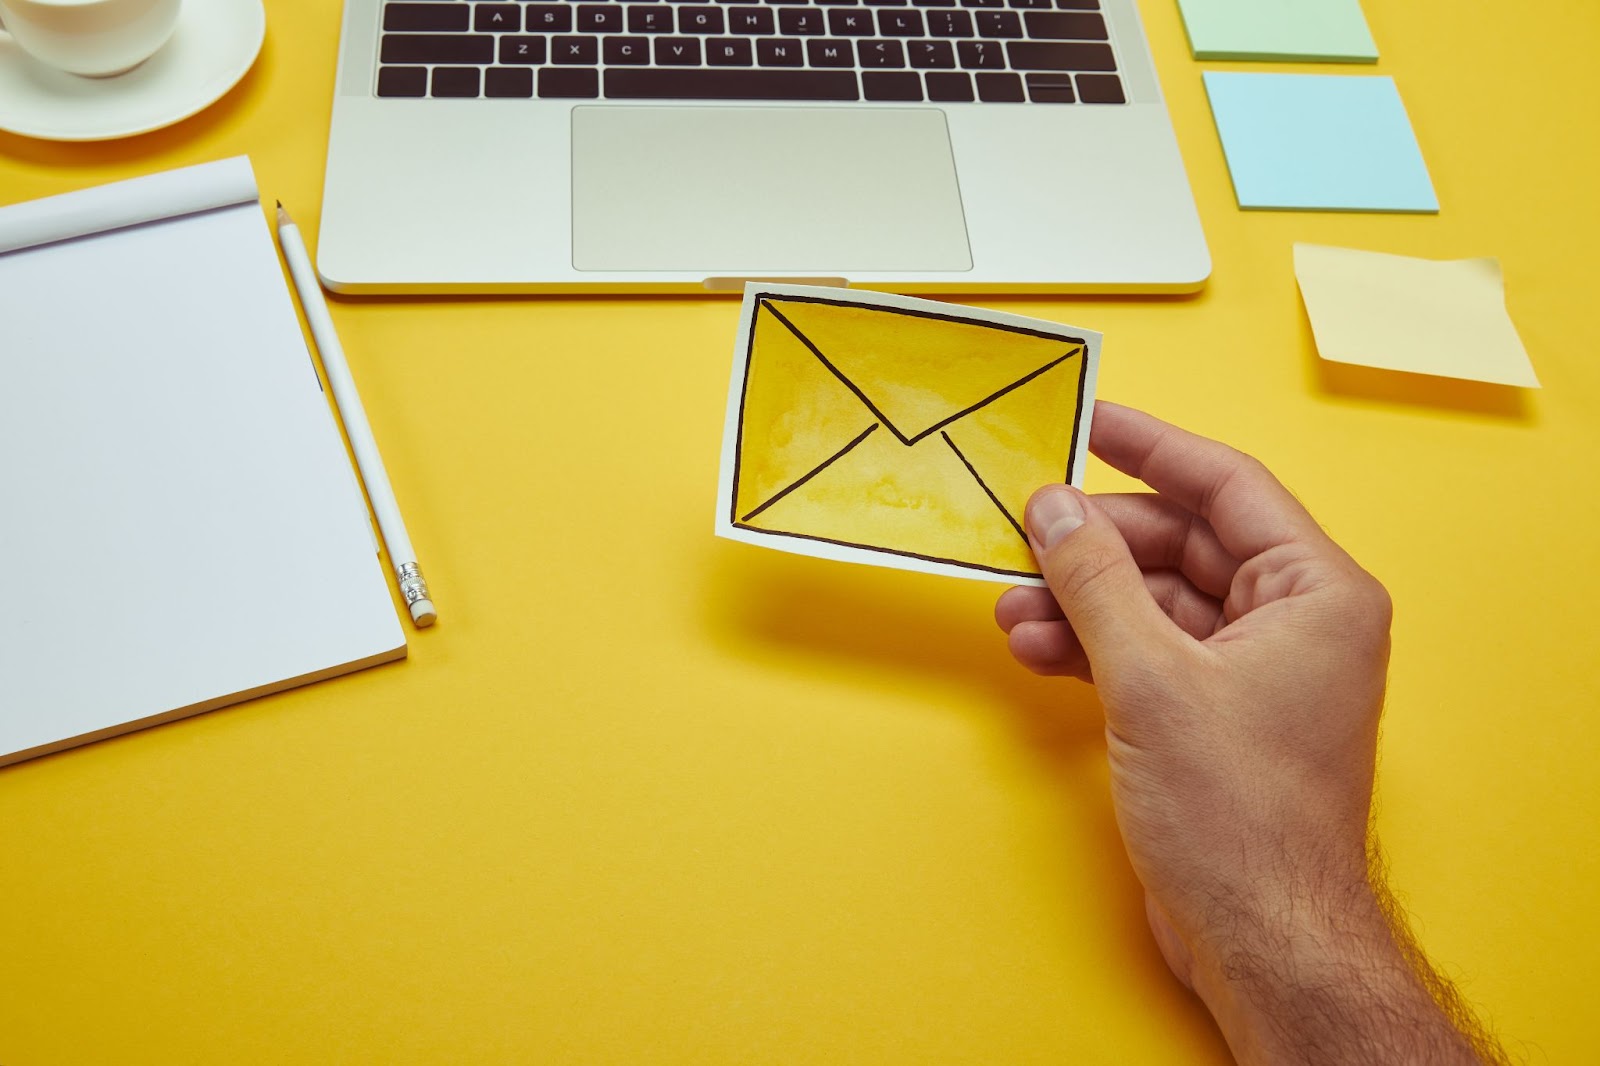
[0,0,266,142]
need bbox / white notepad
[0,157,407,768]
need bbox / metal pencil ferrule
[396,562,430,607]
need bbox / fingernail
[1026,486,1085,550]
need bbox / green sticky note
[1175,0,1378,62]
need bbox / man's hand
[996,402,1505,1065]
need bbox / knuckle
[1228,448,1273,487]
[1050,540,1126,604]
[1234,449,1270,478]
[1331,568,1394,642]
[1362,575,1394,625]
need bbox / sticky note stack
[1176,0,1377,63]
[1203,72,1436,213]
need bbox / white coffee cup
[0,0,181,78]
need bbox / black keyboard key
[525,4,573,31]
[485,66,534,96]
[1023,11,1105,38]
[706,37,754,63]
[655,36,703,62]
[380,33,495,64]
[862,71,921,99]
[912,0,958,7]
[499,36,547,63]
[576,5,623,32]
[864,0,907,7]
[431,66,481,97]
[975,11,1020,36]
[384,3,469,32]
[678,5,725,31]
[1075,72,1124,102]
[925,70,972,100]
[806,38,855,66]
[926,10,973,35]
[1056,0,1098,7]
[1025,71,1074,101]
[975,70,1023,100]
[907,39,954,67]
[376,65,427,96]
[960,0,1003,7]
[813,0,855,6]
[603,68,860,99]
[857,39,905,66]
[627,5,674,30]
[826,8,875,34]
[876,9,923,34]
[474,4,522,31]
[728,6,776,32]
[1006,40,1113,69]
[777,8,825,33]
[765,0,809,5]
[539,67,599,96]
[1008,0,1052,8]
[604,35,652,62]
[955,39,1003,67]
[553,35,600,62]
[756,37,805,64]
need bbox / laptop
[317,0,1209,293]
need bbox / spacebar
[604,69,860,101]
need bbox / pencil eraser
[409,599,437,627]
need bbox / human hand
[996,402,1496,1063]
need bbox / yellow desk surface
[3,2,1596,1062]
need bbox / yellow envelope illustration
[719,287,1099,583]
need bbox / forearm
[1185,860,1505,1066]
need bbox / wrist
[1155,828,1373,977]
[1176,874,1482,1065]
[1183,874,1387,1016]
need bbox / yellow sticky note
[1294,243,1540,387]
[716,284,1101,585]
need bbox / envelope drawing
[716,285,1101,585]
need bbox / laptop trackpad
[570,106,972,274]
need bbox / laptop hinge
[703,276,849,292]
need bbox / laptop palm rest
[570,106,973,274]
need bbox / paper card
[1176,0,1377,62]
[1294,244,1539,388]
[715,284,1101,587]
[1204,72,1437,213]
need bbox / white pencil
[275,202,437,628]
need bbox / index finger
[1088,401,1327,559]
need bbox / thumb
[1024,484,1180,674]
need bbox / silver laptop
[317,0,1208,293]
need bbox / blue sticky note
[1203,72,1438,213]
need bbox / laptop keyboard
[374,0,1125,104]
